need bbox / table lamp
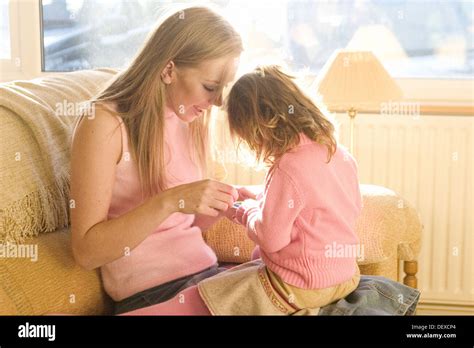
[314,50,403,153]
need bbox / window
[0,0,10,59]
[41,0,473,79]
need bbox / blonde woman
[70,7,250,315]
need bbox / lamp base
[347,108,358,154]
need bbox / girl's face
[165,56,239,123]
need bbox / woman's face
[165,56,240,123]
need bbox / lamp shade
[314,50,403,111]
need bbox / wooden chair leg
[403,260,418,289]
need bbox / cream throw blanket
[0,68,118,242]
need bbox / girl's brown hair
[73,6,242,199]
[226,65,337,167]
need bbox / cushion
[203,217,255,263]
[0,226,113,315]
[0,68,118,243]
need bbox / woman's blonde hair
[75,6,242,199]
[226,65,337,168]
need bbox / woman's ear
[161,61,175,84]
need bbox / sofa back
[0,68,118,243]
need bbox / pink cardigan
[235,133,362,289]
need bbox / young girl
[225,65,363,313]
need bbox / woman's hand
[161,179,239,217]
[235,186,258,201]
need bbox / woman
[70,6,249,315]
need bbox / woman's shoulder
[93,101,121,120]
[73,101,123,165]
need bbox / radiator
[337,113,473,308]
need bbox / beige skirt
[197,259,314,315]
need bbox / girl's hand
[221,205,238,221]
[234,204,245,224]
[233,199,259,225]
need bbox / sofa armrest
[0,227,113,315]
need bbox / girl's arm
[234,168,304,253]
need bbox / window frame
[0,0,22,78]
[1,0,473,108]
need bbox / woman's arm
[70,107,174,270]
[193,213,223,233]
[70,107,236,270]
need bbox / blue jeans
[318,275,420,315]
[114,263,228,315]
[115,264,420,315]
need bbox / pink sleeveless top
[76,107,217,301]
